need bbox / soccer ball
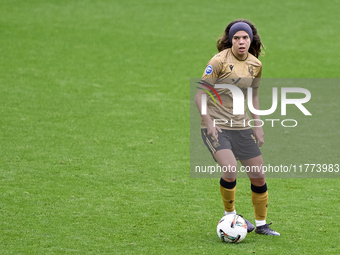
[217,214,247,243]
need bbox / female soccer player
[195,19,280,236]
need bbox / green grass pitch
[0,0,339,254]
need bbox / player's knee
[222,177,236,182]
[250,178,266,187]
[221,170,237,181]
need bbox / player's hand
[207,124,222,142]
[253,126,264,147]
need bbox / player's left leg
[240,155,280,236]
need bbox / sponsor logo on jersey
[229,65,234,71]
[205,65,213,75]
[231,78,241,84]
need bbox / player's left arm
[250,88,264,147]
[250,66,264,147]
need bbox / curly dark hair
[217,19,265,58]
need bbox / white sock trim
[224,210,236,215]
[255,220,266,227]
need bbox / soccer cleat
[255,223,280,236]
[237,214,254,233]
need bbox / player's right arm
[195,56,222,141]
[195,88,222,141]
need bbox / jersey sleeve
[251,65,262,88]
[201,56,222,86]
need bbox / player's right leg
[201,129,254,232]
[214,149,255,233]
[214,148,238,213]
